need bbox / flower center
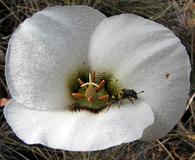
[71,71,110,112]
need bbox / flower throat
[70,71,110,113]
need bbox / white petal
[4,99,154,151]
[89,14,190,140]
[6,6,106,111]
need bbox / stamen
[92,71,96,82]
[78,78,84,86]
[96,80,105,93]
[98,95,109,101]
[72,93,85,99]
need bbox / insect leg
[106,101,113,111]
[118,99,123,108]
[128,97,134,103]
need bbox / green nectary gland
[67,68,121,112]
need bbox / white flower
[3,6,190,151]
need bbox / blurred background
[0,0,195,159]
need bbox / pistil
[72,71,109,106]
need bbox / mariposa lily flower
[4,6,190,151]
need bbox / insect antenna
[137,91,144,94]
